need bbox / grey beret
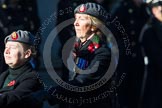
[74,2,108,23]
[4,30,34,45]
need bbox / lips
[75,29,81,32]
[75,29,81,35]
[4,56,11,60]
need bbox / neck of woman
[80,33,95,43]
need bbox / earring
[91,28,94,31]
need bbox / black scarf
[2,63,32,88]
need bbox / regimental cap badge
[79,4,86,12]
[11,32,18,40]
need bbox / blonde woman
[69,2,111,87]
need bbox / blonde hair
[89,15,105,39]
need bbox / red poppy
[88,43,95,53]
[88,42,100,53]
[7,80,16,86]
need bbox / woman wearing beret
[58,2,113,108]
[35,3,114,108]
[69,2,111,86]
[0,30,42,108]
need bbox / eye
[80,18,85,20]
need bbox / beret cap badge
[79,5,86,12]
[11,32,18,40]
[74,3,108,23]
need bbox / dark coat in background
[112,0,149,107]
[140,17,162,108]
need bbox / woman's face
[4,41,29,68]
[74,13,93,42]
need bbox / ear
[24,49,32,59]
[91,26,97,32]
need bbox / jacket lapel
[0,70,9,88]
[0,70,16,92]
[0,85,15,93]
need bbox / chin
[5,61,10,65]
[7,64,14,68]
[76,35,82,38]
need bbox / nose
[74,19,79,26]
[4,47,10,54]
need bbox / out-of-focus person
[138,0,162,108]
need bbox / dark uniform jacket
[112,1,149,108]
[69,34,111,86]
[140,17,162,108]
[68,34,113,108]
[45,34,114,108]
[33,34,114,108]
[0,63,42,108]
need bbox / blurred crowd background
[0,0,161,108]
